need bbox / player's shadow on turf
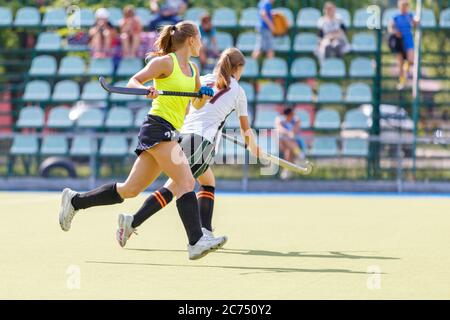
[86,260,373,275]
[127,248,400,261]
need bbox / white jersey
[181,73,248,143]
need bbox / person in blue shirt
[199,13,219,73]
[389,0,420,89]
[252,0,275,59]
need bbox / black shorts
[180,133,215,178]
[135,114,180,156]
[388,34,407,59]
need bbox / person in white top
[116,48,263,246]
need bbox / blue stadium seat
[273,7,294,27]
[440,8,450,28]
[136,7,154,26]
[35,32,61,51]
[100,136,129,157]
[0,7,12,27]
[382,8,399,28]
[236,32,257,53]
[256,82,284,103]
[87,58,114,76]
[242,57,259,78]
[23,80,51,102]
[240,82,255,103]
[81,81,108,101]
[58,56,86,76]
[14,7,40,27]
[310,137,338,157]
[346,83,372,103]
[47,106,73,129]
[52,80,80,102]
[314,109,341,130]
[336,8,351,27]
[287,83,313,103]
[352,32,377,52]
[296,7,321,28]
[135,107,149,128]
[320,58,346,78]
[70,136,98,156]
[293,33,319,53]
[342,138,369,157]
[107,7,123,27]
[10,135,39,155]
[40,135,68,156]
[273,35,291,53]
[239,7,259,28]
[420,8,437,28]
[291,57,317,78]
[129,136,139,155]
[184,7,207,25]
[216,32,234,51]
[255,108,279,129]
[261,57,288,78]
[342,109,370,130]
[105,107,133,129]
[317,83,343,103]
[42,8,67,27]
[110,81,137,101]
[350,57,375,78]
[73,8,95,27]
[296,109,312,129]
[29,55,57,77]
[77,108,104,129]
[16,107,44,129]
[353,8,372,28]
[116,58,144,77]
[213,7,237,28]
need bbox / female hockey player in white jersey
[116,47,264,247]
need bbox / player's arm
[191,63,211,109]
[260,8,275,32]
[127,55,172,99]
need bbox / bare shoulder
[148,55,173,68]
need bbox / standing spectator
[275,108,305,180]
[120,6,143,58]
[148,0,188,31]
[89,8,117,58]
[316,2,350,63]
[252,0,275,60]
[199,13,219,73]
[389,0,420,90]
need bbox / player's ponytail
[215,48,245,90]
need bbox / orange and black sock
[131,187,173,228]
[197,185,215,232]
[176,191,203,245]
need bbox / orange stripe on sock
[153,192,165,208]
[155,191,167,207]
[197,191,214,198]
[198,195,215,201]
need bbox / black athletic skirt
[179,133,215,178]
[135,114,180,156]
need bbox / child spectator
[199,13,219,73]
[316,1,350,63]
[389,0,420,90]
[89,8,118,58]
[252,0,275,60]
[148,0,188,31]
[120,5,143,58]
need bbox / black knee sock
[197,185,215,232]
[131,188,173,228]
[71,183,124,210]
[176,192,203,245]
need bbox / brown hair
[123,5,135,18]
[215,48,245,90]
[150,21,199,57]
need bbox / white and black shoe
[202,227,228,250]
[116,214,137,247]
[188,233,227,260]
[59,188,78,231]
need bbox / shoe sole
[189,237,228,261]
[116,214,126,247]
[59,188,70,232]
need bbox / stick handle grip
[158,90,202,98]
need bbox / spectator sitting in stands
[148,0,188,31]
[252,0,275,60]
[89,8,118,58]
[389,0,420,90]
[275,108,306,180]
[199,13,220,73]
[120,5,143,58]
[316,1,350,63]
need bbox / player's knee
[177,177,195,194]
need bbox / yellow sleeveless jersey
[149,53,197,130]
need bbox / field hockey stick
[99,77,202,98]
[222,133,313,175]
